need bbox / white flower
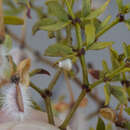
[1,83,32,121]
[58,59,72,71]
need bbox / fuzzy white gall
[58,59,72,71]
[1,83,32,121]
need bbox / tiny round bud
[58,59,72,71]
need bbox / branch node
[42,89,52,98]
[68,15,81,25]
[117,13,125,22]
[81,84,91,92]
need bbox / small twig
[59,89,86,129]
[0,0,5,42]
[30,82,55,125]
[21,10,27,46]
[72,76,104,105]
[48,69,62,91]
[44,96,55,125]
[30,81,43,95]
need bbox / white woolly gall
[1,83,32,121]
[58,59,72,71]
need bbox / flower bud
[100,108,116,122]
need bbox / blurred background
[4,0,130,129]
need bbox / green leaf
[104,83,111,105]
[116,0,123,10]
[3,35,12,51]
[46,0,69,21]
[109,47,119,70]
[89,41,114,50]
[120,67,130,73]
[127,87,130,97]
[124,3,130,13]
[39,21,70,32]
[124,107,130,115]
[122,42,130,58]
[85,24,95,46]
[4,16,24,25]
[100,15,111,29]
[125,121,130,129]
[86,0,110,20]
[124,19,130,30]
[105,122,113,130]
[14,0,31,4]
[109,86,127,104]
[89,127,95,130]
[82,0,91,17]
[44,43,73,57]
[102,60,109,73]
[32,18,56,35]
[96,117,105,130]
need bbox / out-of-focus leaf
[109,47,119,70]
[86,0,110,20]
[105,122,113,130]
[89,127,95,130]
[17,58,31,86]
[116,0,123,10]
[4,16,24,25]
[127,87,130,97]
[109,85,128,104]
[4,8,23,16]
[3,35,12,51]
[122,42,130,59]
[30,68,50,77]
[14,0,31,4]
[124,19,130,30]
[120,67,130,73]
[100,108,116,122]
[89,41,114,50]
[124,107,130,115]
[44,43,73,57]
[125,121,130,129]
[94,18,102,32]
[39,21,70,32]
[104,83,111,105]
[100,15,111,29]
[82,0,91,17]
[123,3,130,13]
[96,117,105,130]
[46,0,69,21]
[85,24,95,46]
[32,18,56,35]
[102,60,109,73]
